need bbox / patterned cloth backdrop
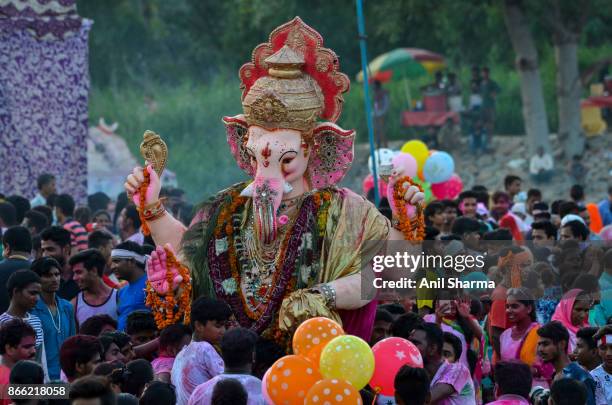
[0,0,90,202]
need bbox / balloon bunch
[400,140,463,200]
[364,141,464,202]
[262,317,424,404]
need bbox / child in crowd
[152,323,192,383]
[171,297,231,405]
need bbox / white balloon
[368,148,395,174]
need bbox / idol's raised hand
[124,164,161,206]
[146,244,183,295]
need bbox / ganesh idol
[124,17,424,344]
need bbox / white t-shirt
[529,153,553,174]
[171,341,224,405]
[590,364,612,405]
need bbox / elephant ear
[222,115,254,177]
[309,122,355,189]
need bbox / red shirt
[63,219,88,252]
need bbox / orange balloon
[305,379,363,405]
[293,317,344,365]
[265,355,321,404]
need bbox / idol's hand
[146,244,183,295]
[124,164,161,206]
[387,169,425,218]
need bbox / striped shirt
[0,312,44,348]
[62,219,88,252]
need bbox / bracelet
[313,283,337,309]
[141,200,167,222]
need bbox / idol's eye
[282,157,294,165]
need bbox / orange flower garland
[145,246,192,329]
[139,168,151,236]
[393,176,425,242]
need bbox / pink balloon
[261,368,273,404]
[370,337,423,396]
[392,152,418,178]
[431,173,463,200]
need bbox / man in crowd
[530,146,554,183]
[0,226,32,313]
[88,230,120,288]
[457,191,478,219]
[55,194,88,253]
[370,308,393,346]
[394,365,431,405]
[560,220,590,242]
[60,335,102,383]
[504,175,522,203]
[111,241,149,331]
[126,311,157,347]
[410,322,475,404]
[30,174,56,208]
[591,325,612,405]
[0,270,44,371]
[480,66,500,136]
[531,220,557,248]
[451,217,481,254]
[117,205,143,244]
[573,327,602,372]
[550,378,588,405]
[0,201,17,234]
[23,210,49,237]
[0,319,38,386]
[69,375,115,405]
[424,201,445,233]
[537,321,596,405]
[440,199,459,236]
[6,196,30,226]
[41,226,79,300]
[488,360,531,405]
[70,249,118,328]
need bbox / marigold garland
[216,188,331,322]
[145,246,192,329]
[139,169,151,236]
[393,176,425,242]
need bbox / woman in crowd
[551,288,592,351]
[498,287,552,387]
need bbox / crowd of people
[0,170,610,405]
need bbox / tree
[545,0,590,158]
[502,0,551,155]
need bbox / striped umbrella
[356,48,446,83]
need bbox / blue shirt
[599,199,612,226]
[117,273,149,331]
[31,296,76,380]
[562,362,597,405]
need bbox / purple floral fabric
[0,14,90,202]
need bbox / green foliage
[79,0,612,200]
[89,78,247,202]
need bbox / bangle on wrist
[313,283,337,309]
[141,200,167,222]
